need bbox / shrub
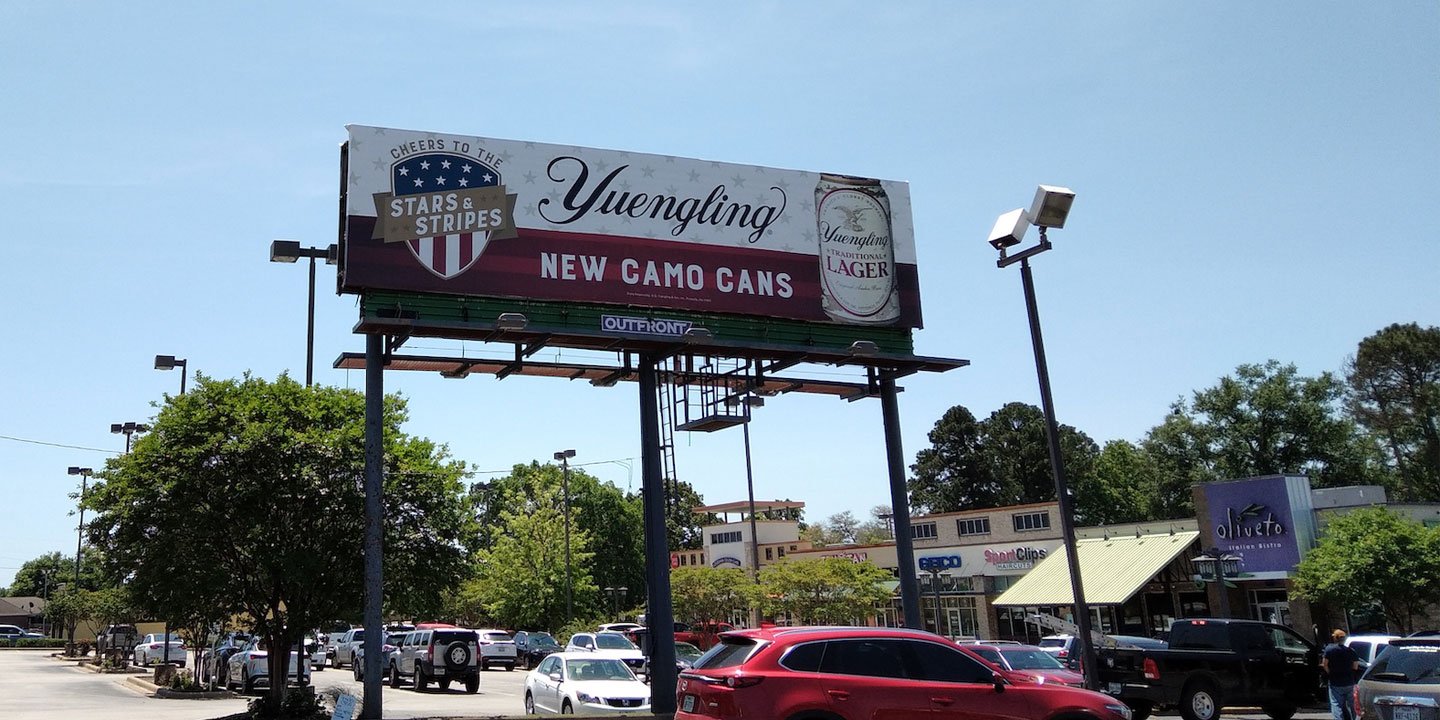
[0,638,68,648]
[169,669,204,692]
[247,687,329,720]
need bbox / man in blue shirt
[1321,629,1362,720]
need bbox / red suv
[676,626,1134,720]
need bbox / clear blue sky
[2,2,1436,590]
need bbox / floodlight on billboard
[339,125,923,329]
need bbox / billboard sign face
[341,125,923,328]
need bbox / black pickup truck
[1097,619,1325,720]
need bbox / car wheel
[464,674,479,694]
[1263,704,1297,720]
[524,691,535,714]
[389,663,401,688]
[561,698,574,714]
[1128,701,1154,720]
[1180,680,1222,720]
[353,661,363,682]
[242,670,255,695]
[439,678,451,691]
[413,665,427,691]
[505,662,514,672]
[481,658,489,671]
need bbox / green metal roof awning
[992,530,1200,606]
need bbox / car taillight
[725,676,763,688]
[1058,649,1068,658]
[150,643,162,649]
[426,640,435,659]
[1143,658,1160,680]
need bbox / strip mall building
[672,475,1440,640]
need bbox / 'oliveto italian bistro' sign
[340,125,923,328]
[1202,475,1308,574]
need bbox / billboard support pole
[881,374,922,630]
[361,333,384,720]
[639,353,677,713]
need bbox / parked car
[675,625,1135,720]
[674,641,704,669]
[0,624,46,641]
[133,632,187,667]
[1347,634,1404,670]
[474,628,518,671]
[95,624,138,657]
[566,631,647,676]
[352,631,408,681]
[597,622,644,635]
[524,652,651,715]
[304,637,325,670]
[1096,618,1325,720]
[514,630,562,670]
[198,632,251,686]
[332,627,365,669]
[965,642,1085,687]
[1356,637,1440,720]
[388,626,481,693]
[1040,633,1078,661]
[225,636,310,693]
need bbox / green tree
[460,478,594,631]
[1294,507,1440,634]
[670,566,752,646]
[910,403,1098,513]
[757,558,893,625]
[1075,440,1155,524]
[1138,409,1214,518]
[85,374,471,703]
[665,480,713,551]
[6,550,94,597]
[1346,323,1440,501]
[1186,361,1383,488]
[44,586,91,650]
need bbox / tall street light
[554,449,576,623]
[154,355,188,394]
[110,421,150,453]
[269,240,338,386]
[66,467,94,587]
[988,184,1099,689]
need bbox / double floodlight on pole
[554,449,577,623]
[988,184,1098,690]
[153,355,188,394]
[269,240,339,387]
[1191,547,1242,618]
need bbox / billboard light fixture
[496,313,528,331]
[683,327,713,343]
[848,340,880,356]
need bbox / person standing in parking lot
[1321,629,1362,720]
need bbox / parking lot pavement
[0,651,539,720]
[313,663,531,718]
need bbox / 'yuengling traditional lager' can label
[815,174,900,324]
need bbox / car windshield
[1367,644,1440,685]
[1002,649,1066,669]
[350,630,365,641]
[595,633,637,650]
[1039,638,1067,649]
[483,632,512,642]
[385,633,407,645]
[533,635,560,648]
[567,658,636,681]
[676,642,703,660]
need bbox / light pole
[927,568,946,638]
[1191,548,1241,618]
[989,185,1099,689]
[154,355,188,394]
[269,240,338,386]
[554,449,576,623]
[604,586,627,618]
[110,421,150,453]
[66,466,92,648]
[726,391,766,581]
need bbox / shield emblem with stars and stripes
[391,152,501,279]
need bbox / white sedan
[133,633,186,667]
[225,636,310,693]
[524,652,650,715]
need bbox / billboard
[340,125,923,328]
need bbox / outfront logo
[371,149,517,280]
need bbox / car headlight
[1105,703,1134,720]
[577,691,601,704]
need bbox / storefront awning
[992,530,1200,606]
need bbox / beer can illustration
[815,174,900,324]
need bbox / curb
[122,674,239,700]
